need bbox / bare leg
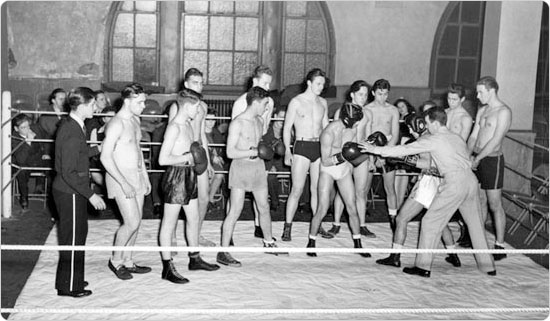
[221,188,245,247]
[160,203,182,260]
[197,172,210,230]
[393,198,424,245]
[111,195,144,266]
[395,169,409,209]
[486,189,505,244]
[285,156,311,223]
[354,162,370,226]
[309,159,321,214]
[208,174,224,202]
[382,169,398,213]
[252,188,272,242]
[309,173,333,236]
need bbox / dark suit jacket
[52,116,99,199]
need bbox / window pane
[184,15,208,50]
[284,54,305,86]
[121,1,133,11]
[114,13,134,47]
[285,19,306,52]
[459,26,480,57]
[112,48,134,81]
[307,2,322,17]
[235,17,259,51]
[210,1,233,14]
[435,58,456,89]
[307,20,327,52]
[457,59,477,87]
[234,52,258,86]
[184,1,208,13]
[135,1,157,12]
[306,54,326,75]
[461,2,481,24]
[210,16,234,50]
[448,4,459,23]
[135,14,156,47]
[286,2,307,17]
[236,2,259,14]
[438,25,459,56]
[183,51,208,81]
[209,51,233,85]
[135,49,157,84]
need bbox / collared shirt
[372,127,472,176]
[69,112,85,133]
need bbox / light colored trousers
[415,169,495,272]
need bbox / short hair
[424,106,447,126]
[121,83,145,99]
[66,87,95,112]
[184,68,204,81]
[393,98,415,115]
[49,88,66,104]
[176,88,202,108]
[448,83,465,98]
[12,113,31,128]
[305,68,326,83]
[477,76,499,93]
[253,65,273,79]
[93,89,105,98]
[419,100,437,113]
[246,86,270,106]
[346,80,369,102]
[372,79,391,92]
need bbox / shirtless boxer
[231,65,274,238]
[158,89,220,284]
[100,83,152,280]
[217,87,284,267]
[467,76,512,261]
[282,68,330,241]
[364,79,400,233]
[446,83,473,141]
[361,107,496,277]
[327,81,374,236]
[306,103,371,257]
[169,68,216,247]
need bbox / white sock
[360,223,366,227]
[333,223,341,227]
[388,209,398,216]
[392,243,403,249]
[352,234,361,240]
[309,235,317,240]
[495,241,505,247]
[446,244,456,250]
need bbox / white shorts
[409,174,441,208]
[320,162,352,181]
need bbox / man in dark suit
[52,87,106,298]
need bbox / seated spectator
[11,114,51,210]
[85,90,112,139]
[37,88,66,159]
[262,108,289,211]
[205,108,230,205]
[89,106,116,189]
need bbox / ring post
[2,90,12,218]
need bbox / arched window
[430,1,486,96]
[106,1,160,85]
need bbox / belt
[296,137,320,142]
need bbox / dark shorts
[293,140,321,162]
[475,154,505,190]
[162,165,198,205]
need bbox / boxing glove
[342,141,370,167]
[330,152,346,166]
[366,131,388,147]
[190,141,208,175]
[405,114,427,134]
[386,155,419,167]
[256,141,275,160]
[273,140,285,156]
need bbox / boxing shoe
[161,259,189,284]
[263,240,289,256]
[487,270,497,276]
[57,289,92,298]
[353,238,371,258]
[216,252,242,267]
[125,263,152,274]
[188,255,220,271]
[319,227,334,239]
[403,266,431,278]
[360,226,376,238]
[376,254,401,267]
[254,225,264,239]
[108,260,133,280]
[327,224,340,236]
[281,223,292,242]
[493,244,507,261]
[306,239,317,257]
[445,254,461,267]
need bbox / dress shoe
[445,254,461,267]
[360,226,376,238]
[319,227,334,239]
[189,255,220,271]
[306,239,317,257]
[403,266,431,278]
[254,225,264,238]
[493,244,507,261]
[216,252,242,267]
[376,254,401,267]
[125,263,152,274]
[281,223,292,242]
[108,260,133,280]
[57,289,92,298]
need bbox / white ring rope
[1,244,548,255]
[1,307,548,315]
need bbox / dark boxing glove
[342,141,370,167]
[330,152,346,166]
[190,141,208,175]
[256,141,274,160]
[386,155,419,167]
[405,114,427,134]
[273,140,285,156]
[366,131,388,147]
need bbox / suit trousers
[415,169,495,272]
[53,188,88,292]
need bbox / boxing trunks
[409,173,442,208]
[105,166,148,199]
[162,165,198,205]
[293,139,321,162]
[320,162,352,181]
[229,158,268,192]
[475,153,504,190]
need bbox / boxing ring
[1,91,549,319]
